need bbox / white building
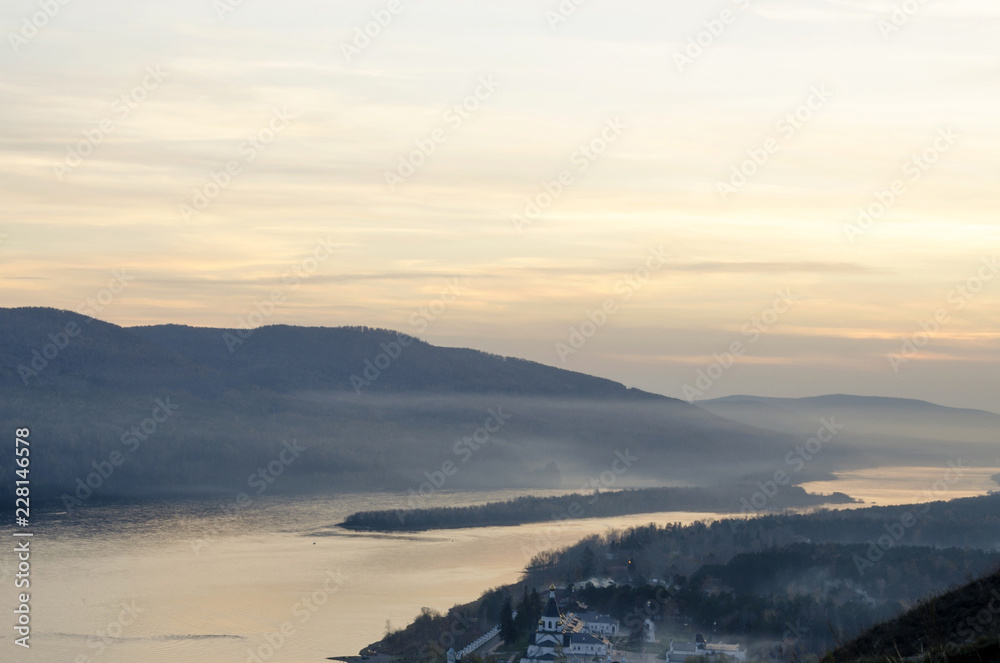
[574,613,620,637]
[667,635,745,662]
[642,619,655,644]
[566,631,611,658]
[523,585,568,663]
[523,585,614,663]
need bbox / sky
[2,0,998,411]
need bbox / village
[518,584,744,663]
[378,583,747,663]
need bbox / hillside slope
[0,307,227,395]
[698,394,1000,467]
[0,307,813,499]
[130,322,668,398]
[825,566,1000,662]
[699,394,1000,441]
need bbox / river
[2,466,997,662]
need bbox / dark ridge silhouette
[1,307,995,503]
[130,322,670,398]
[0,307,228,396]
[0,307,807,500]
[2,307,667,399]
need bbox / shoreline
[337,486,859,533]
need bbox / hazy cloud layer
[2,0,997,410]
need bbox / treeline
[573,559,990,657]
[499,587,543,644]
[571,576,903,655]
[369,543,996,661]
[522,494,1000,590]
[339,486,858,531]
[368,585,543,661]
[693,542,997,604]
[550,540,997,653]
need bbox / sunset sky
[2,0,998,410]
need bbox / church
[522,585,614,663]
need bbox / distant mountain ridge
[0,307,228,395]
[130,320,667,399]
[705,393,1000,420]
[1,307,665,400]
[0,307,794,499]
[698,393,1000,451]
[1,307,996,501]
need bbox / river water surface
[3,467,997,663]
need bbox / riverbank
[337,485,858,532]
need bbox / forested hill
[0,306,227,395]
[826,565,1000,662]
[131,321,666,398]
[2,306,668,399]
[699,393,1000,447]
[2,307,995,503]
[361,493,1000,662]
[0,307,807,500]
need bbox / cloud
[1,0,997,412]
[751,1,876,22]
[665,261,875,274]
